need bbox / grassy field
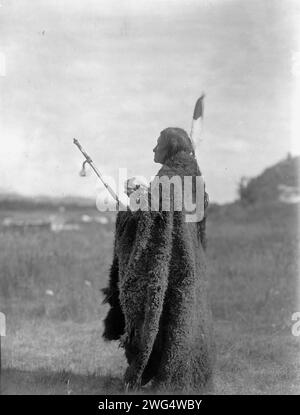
[0,202,299,394]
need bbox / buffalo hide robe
[101,151,214,392]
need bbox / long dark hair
[160,127,195,161]
[160,127,207,249]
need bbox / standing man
[102,127,214,393]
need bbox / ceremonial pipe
[73,138,129,211]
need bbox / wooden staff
[73,138,129,211]
[190,93,205,151]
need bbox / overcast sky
[0,0,299,203]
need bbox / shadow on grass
[1,368,125,395]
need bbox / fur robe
[101,151,214,392]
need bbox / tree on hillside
[238,176,255,204]
[237,156,300,205]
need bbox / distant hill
[238,154,300,205]
[0,192,95,211]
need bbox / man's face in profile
[153,134,168,164]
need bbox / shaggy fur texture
[101,151,214,392]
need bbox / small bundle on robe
[101,150,214,392]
